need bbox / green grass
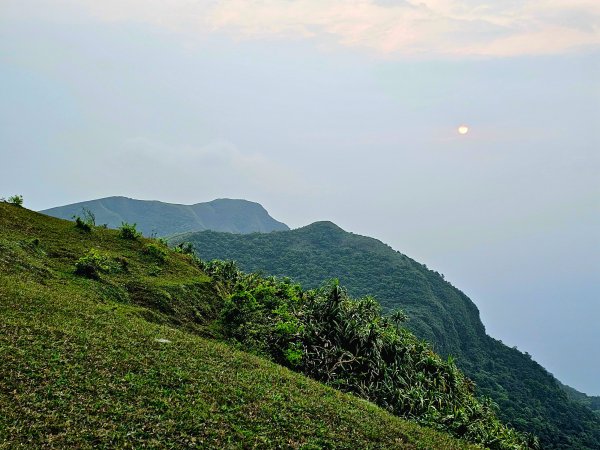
[0,203,478,449]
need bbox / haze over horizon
[1,1,599,394]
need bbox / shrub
[115,256,129,272]
[73,208,96,232]
[218,275,535,449]
[82,207,95,225]
[74,216,92,232]
[284,342,303,367]
[119,222,141,240]
[145,243,168,263]
[173,242,194,255]
[7,195,23,207]
[74,249,112,279]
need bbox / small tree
[390,309,409,327]
[7,195,23,207]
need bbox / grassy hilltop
[0,202,487,449]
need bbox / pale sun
[458,125,469,135]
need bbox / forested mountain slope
[559,382,600,414]
[41,196,289,236]
[172,222,600,449]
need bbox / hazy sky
[1,1,599,394]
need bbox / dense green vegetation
[207,263,534,448]
[41,196,289,236]
[0,202,505,449]
[172,222,600,449]
[559,382,600,414]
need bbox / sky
[1,1,599,394]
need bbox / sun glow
[458,125,469,135]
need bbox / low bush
[74,216,92,232]
[73,208,96,232]
[173,242,194,255]
[115,256,129,272]
[74,249,113,279]
[119,222,141,240]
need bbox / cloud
[22,0,600,57]
[96,137,315,203]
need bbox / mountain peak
[41,196,289,236]
[301,221,345,233]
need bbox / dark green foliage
[207,264,534,449]
[391,309,409,326]
[6,194,23,206]
[115,256,129,272]
[173,224,600,449]
[73,207,96,232]
[558,382,600,413]
[119,222,141,240]
[74,216,92,232]
[174,242,194,255]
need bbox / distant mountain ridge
[171,221,600,449]
[41,196,289,236]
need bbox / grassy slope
[0,203,475,449]
[172,223,600,449]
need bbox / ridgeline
[41,196,289,237]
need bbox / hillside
[41,196,289,236]
[0,202,488,449]
[172,222,600,449]
[559,382,600,414]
